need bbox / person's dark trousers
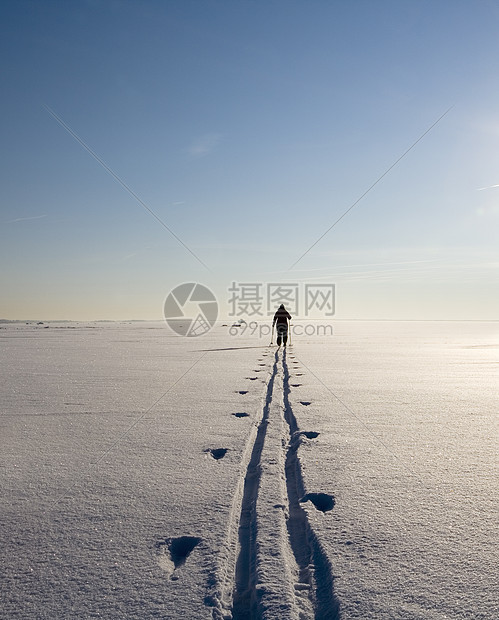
[276,324,288,346]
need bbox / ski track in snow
[208,348,338,620]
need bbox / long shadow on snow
[196,346,269,352]
[282,349,340,620]
[232,350,279,620]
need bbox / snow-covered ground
[1,321,497,619]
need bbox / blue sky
[1,0,498,320]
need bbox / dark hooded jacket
[273,305,291,326]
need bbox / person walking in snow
[273,304,291,347]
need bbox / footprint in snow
[205,448,228,460]
[300,493,335,513]
[156,536,201,579]
[301,431,320,439]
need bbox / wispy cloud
[120,244,153,262]
[5,214,47,224]
[477,184,499,191]
[262,259,440,276]
[186,133,222,157]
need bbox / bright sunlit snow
[1,321,497,619]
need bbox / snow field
[289,322,498,619]
[1,323,339,619]
[1,321,497,619]
[1,324,269,618]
